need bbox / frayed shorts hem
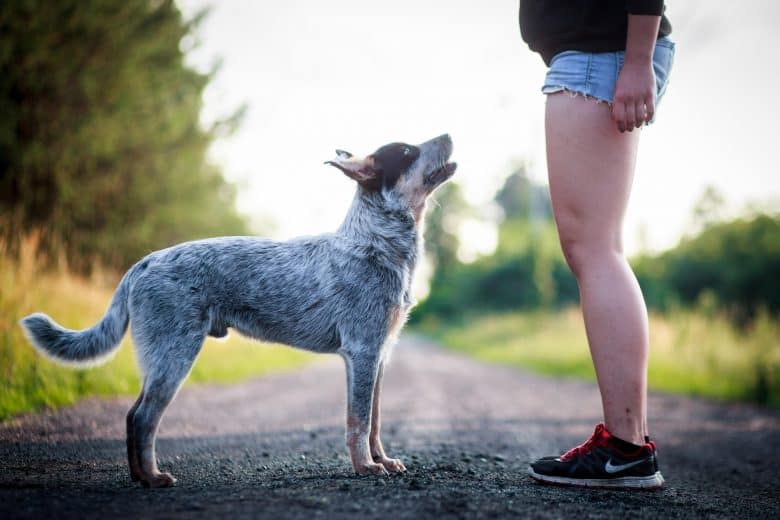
[541,86,612,105]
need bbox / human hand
[611,59,656,133]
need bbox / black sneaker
[528,423,665,490]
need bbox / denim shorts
[542,37,676,113]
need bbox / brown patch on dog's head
[326,135,456,221]
[325,143,420,191]
[370,143,421,190]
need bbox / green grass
[0,239,315,422]
[415,308,780,406]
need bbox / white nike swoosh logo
[604,458,650,474]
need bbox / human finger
[635,100,646,128]
[644,96,655,125]
[612,102,626,133]
[625,101,637,132]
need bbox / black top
[519,0,672,65]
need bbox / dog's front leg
[343,350,387,476]
[369,361,406,473]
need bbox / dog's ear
[324,152,378,185]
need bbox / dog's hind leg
[130,334,205,488]
[369,361,406,473]
[126,391,144,481]
[342,348,387,476]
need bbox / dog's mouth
[427,161,457,186]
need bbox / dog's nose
[419,134,453,157]
[435,134,453,156]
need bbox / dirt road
[1,335,778,518]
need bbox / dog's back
[129,234,407,354]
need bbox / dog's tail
[19,265,139,367]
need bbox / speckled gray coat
[20,134,457,486]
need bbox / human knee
[558,229,622,278]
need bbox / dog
[20,134,457,488]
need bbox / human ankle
[604,421,644,446]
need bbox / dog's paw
[141,471,177,488]
[354,461,389,477]
[377,457,406,474]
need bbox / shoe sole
[528,468,665,490]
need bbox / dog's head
[326,134,457,220]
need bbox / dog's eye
[403,147,411,156]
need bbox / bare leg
[545,92,648,444]
[342,350,387,475]
[126,391,144,481]
[369,361,406,473]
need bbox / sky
[177,0,780,257]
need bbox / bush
[635,214,780,323]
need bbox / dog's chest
[383,304,408,358]
[387,298,410,339]
[383,266,413,352]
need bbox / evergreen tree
[0,0,246,272]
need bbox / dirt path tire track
[2,335,779,518]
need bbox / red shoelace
[559,423,610,461]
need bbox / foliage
[417,166,779,329]
[494,162,552,222]
[0,237,314,421]
[414,167,576,321]
[634,213,780,323]
[424,181,469,273]
[415,219,577,320]
[0,0,246,273]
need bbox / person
[518,0,675,489]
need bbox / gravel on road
[1,335,778,518]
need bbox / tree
[634,213,780,324]
[494,163,552,223]
[414,164,577,321]
[665,214,780,322]
[424,181,469,272]
[688,185,726,235]
[0,0,246,272]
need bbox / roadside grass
[0,239,315,422]
[415,308,780,406]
